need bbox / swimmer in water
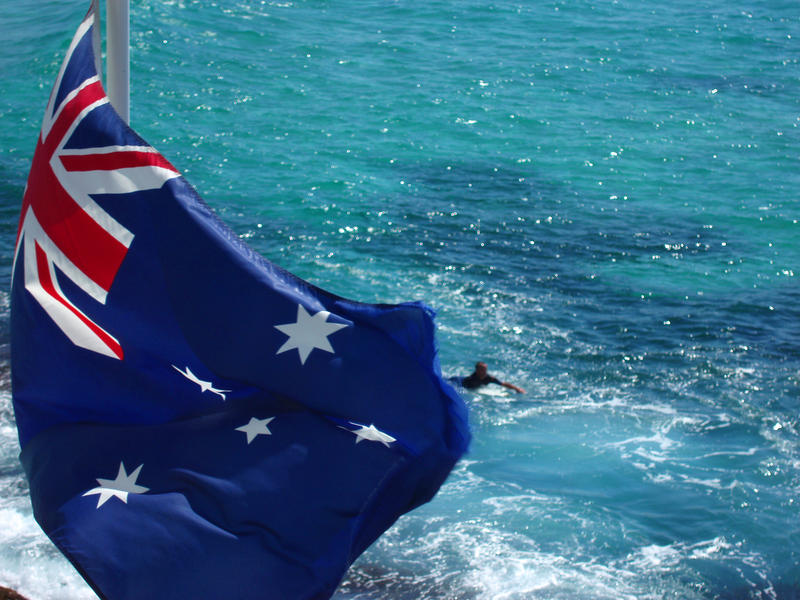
[462,361,525,394]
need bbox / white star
[236,416,275,444]
[83,462,149,508]
[344,422,397,448]
[172,365,231,400]
[274,304,348,365]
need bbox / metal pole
[106,0,130,124]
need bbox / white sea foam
[604,431,678,463]
[628,537,733,572]
[0,506,94,600]
[410,518,709,600]
[631,543,683,570]
[482,493,550,518]
[676,474,737,491]
[1,390,93,599]
[699,447,759,459]
[344,473,738,600]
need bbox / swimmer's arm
[500,381,526,394]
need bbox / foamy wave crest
[0,391,94,599]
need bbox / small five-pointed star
[236,416,275,444]
[275,304,349,364]
[345,422,397,448]
[173,365,231,400]
[83,462,149,508]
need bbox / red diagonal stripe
[25,144,128,292]
[35,241,124,359]
[60,151,177,173]
[44,80,106,153]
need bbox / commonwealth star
[275,304,348,364]
[172,365,231,400]
[345,422,397,447]
[236,416,275,444]
[83,462,149,508]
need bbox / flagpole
[106,0,130,124]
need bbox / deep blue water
[1,1,798,598]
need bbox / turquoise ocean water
[1,1,798,598]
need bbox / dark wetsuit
[462,373,501,389]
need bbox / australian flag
[10,3,469,599]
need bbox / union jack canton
[15,10,179,360]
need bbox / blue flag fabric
[10,4,469,599]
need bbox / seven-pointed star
[83,462,149,508]
[172,365,231,400]
[236,416,275,444]
[347,422,397,447]
[274,304,348,364]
